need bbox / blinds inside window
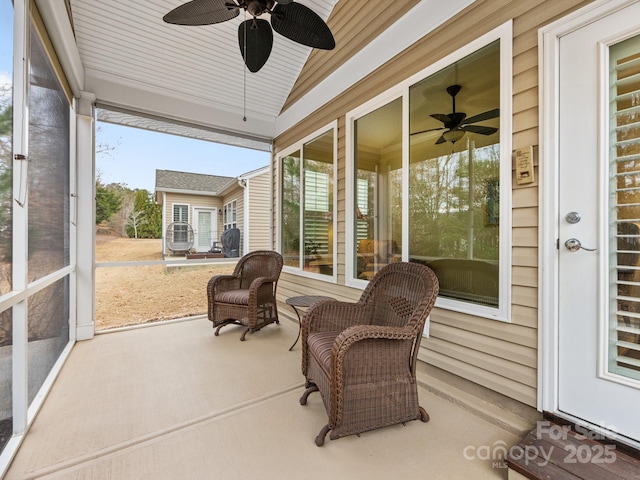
[611,35,640,381]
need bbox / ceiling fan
[411,84,499,145]
[163,0,336,73]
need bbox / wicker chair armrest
[207,275,240,296]
[248,276,274,300]
[333,324,415,354]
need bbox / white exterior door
[194,208,216,253]
[558,1,640,444]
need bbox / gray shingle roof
[155,170,235,195]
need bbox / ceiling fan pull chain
[243,10,247,122]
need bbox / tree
[125,189,161,238]
[126,209,147,239]
[95,180,123,224]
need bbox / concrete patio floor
[4,316,525,480]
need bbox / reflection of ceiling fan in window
[411,84,499,145]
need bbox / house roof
[155,169,235,196]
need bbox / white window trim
[223,199,237,230]
[171,203,189,224]
[277,121,338,283]
[345,21,513,322]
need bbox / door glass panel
[197,211,212,249]
[610,34,640,381]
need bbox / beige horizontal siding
[247,173,271,251]
[273,0,596,408]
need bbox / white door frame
[539,0,640,447]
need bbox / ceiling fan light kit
[163,0,335,73]
[442,129,465,144]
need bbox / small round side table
[285,295,333,351]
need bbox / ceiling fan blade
[435,134,447,145]
[238,19,273,73]
[461,125,498,135]
[430,113,451,124]
[462,108,500,125]
[411,127,445,136]
[271,3,335,50]
[163,0,239,26]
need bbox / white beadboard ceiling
[68,0,339,150]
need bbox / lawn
[95,235,234,330]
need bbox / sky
[96,122,270,192]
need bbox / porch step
[415,366,538,437]
[506,421,640,479]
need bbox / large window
[408,40,501,308]
[353,98,403,281]
[280,126,336,278]
[348,25,510,320]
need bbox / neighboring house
[5,0,640,476]
[155,166,271,257]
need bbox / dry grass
[95,236,234,330]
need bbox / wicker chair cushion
[308,331,341,373]
[215,289,250,305]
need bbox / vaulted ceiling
[60,0,421,150]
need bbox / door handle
[564,238,597,252]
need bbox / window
[408,40,501,308]
[280,125,336,277]
[353,98,403,281]
[172,204,189,243]
[347,24,511,320]
[223,200,237,230]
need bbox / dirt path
[95,236,234,330]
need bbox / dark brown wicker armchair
[299,262,439,446]
[207,250,283,341]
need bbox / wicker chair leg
[299,385,319,405]
[419,406,430,423]
[315,424,331,446]
[214,320,234,336]
[240,328,251,341]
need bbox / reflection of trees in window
[409,142,499,260]
[281,153,300,267]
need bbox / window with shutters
[609,33,640,381]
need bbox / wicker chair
[299,262,439,446]
[207,250,283,341]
